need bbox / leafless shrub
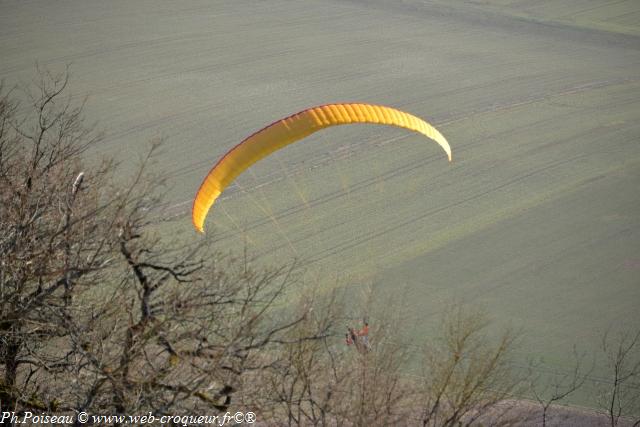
[598,328,640,426]
[0,69,335,424]
[251,286,417,427]
[418,304,523,427]
[527,346,593,427]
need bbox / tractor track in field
[248,99,640,263]
[271,148,619,267]
[105,75,637,181]
[157,77,638,248]
[162,76,635,205]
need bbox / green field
[2,0,639,408]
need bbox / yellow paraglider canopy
[192,103,451,233]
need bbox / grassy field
[2,0,639,408]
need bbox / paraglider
[192,103,451,232]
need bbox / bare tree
[1,68,114,415]
[418,304,523,427]
[0,69,335,425]
[260,293,526,426]
[257,287,416,427]
[340,316,413,426]
[252,289,346,426]
[528,346,593,427]
[598,328,640,427]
